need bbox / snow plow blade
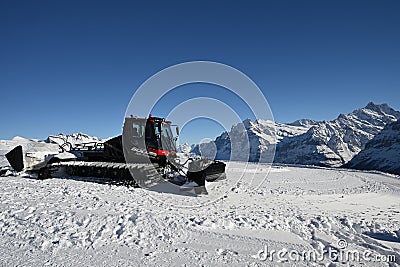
[204,160,226,182]
[187,159,226,184]
[5,145,24,172]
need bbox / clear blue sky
[1,0,399,144]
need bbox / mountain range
[188,102,400,175]
[345,119,400,174]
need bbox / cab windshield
[150,120,177,152]
[159,122,176,152]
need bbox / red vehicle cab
[123,115,178,166]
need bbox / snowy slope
[346,119,400,175]
[0,162,399,266]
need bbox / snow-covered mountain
[287,118,318,127]
[275,102,400,167]
[191,102,400,168]
[192,118,313,162]
[345,119,400,175]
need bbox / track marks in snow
[1,164,400,266]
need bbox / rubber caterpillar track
[51,161,164,188]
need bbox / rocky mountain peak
[191,102,399,171]
[355,102,400,120]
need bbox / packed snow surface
[1,161,399,266]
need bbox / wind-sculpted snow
[0,162,399,266]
